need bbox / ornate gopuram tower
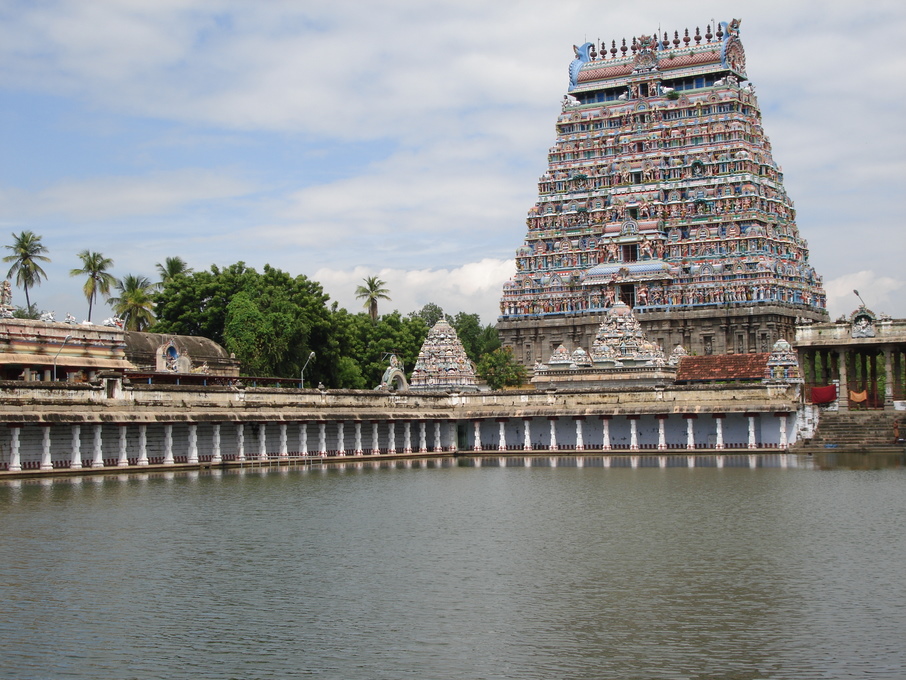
[498,20,827,368]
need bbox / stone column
[837,348,849,411]
[447,422,457,453]
[354,422,363,455]
[279,423,288,458]
[163,424,174,465]
[629,417,639,451]
[472,421,481,452]
[387,421,395,454]
[187,424,199,465]
[300,422,308,457]
[236,423,246,462]
[8,425,21,472]
[777,413,788,449]
[419,421,428,453]
[117,424,129,467]
[337,421,346,456]
[685,415,696,450]
[523,418,532,451]
[41,425,53,471]
[575,417,585,451]
[656,415,667,451]
[434,421,442,452]
[211,423,222,464]
[137,425,148,466]
[548,417,557,451]
[884,347,894,407]
[601,416,611,451]
[258,424,268,461]
[92,424,104,468]
[714,415,724,450]
[747,415,757,449]
[498,420,507,451]
[370,421,379,455]
[321,422,330,456]
[71,424,82,469]
[404,421,412,454]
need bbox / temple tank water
[1,455,904,679]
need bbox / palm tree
[69,250,116,322]
[355,276,391,323]
[155,256,193,289]
[3,231,50,309]
[108,274,156,331]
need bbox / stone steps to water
[796,411,905,453]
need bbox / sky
[0,0,903,325]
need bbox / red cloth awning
[811,385,837,404]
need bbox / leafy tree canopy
[476,347,527,391]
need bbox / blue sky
[0,0,903,324]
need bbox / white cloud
[824,271,906,320]
[315,258,514,325]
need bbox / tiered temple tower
[498,19,827,367]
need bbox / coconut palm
[3,231,50,309]
[155,256,193,289]
[108,274,156,331]
[69,250,116,322]
[355,276,391,323]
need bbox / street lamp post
[52,334,73,382]
[300,351,315,388]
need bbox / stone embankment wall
[0,379,801,473]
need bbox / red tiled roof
[675,353,769,383]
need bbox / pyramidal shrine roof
[409,318,478,392]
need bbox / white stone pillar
[523,419,532,451]
[447,422,456,453]
[575,418,584,452]
[657,416,667,450]
[778,413,788,449]
[163,424,174,465]
[187,424,199,464]
[714,416,725,450]
[258,424,268,461]
[279,423,288,458]
[321,422,330,456]
[236,423,246,462]
[472,421,481,452]
[8,426,21,472]
[419,421,427,453]
[211,423,222,464]
[748,415,757,449]
[686,417,695,450]
[386,422,394,454]
[92,424,104,468]
[629,418,639,451]
[71,424,82,469]
[300,423,308,456]
[137,424,148,466]
[404,421,412,453]
[354,422,363,455]
[434,421,442,452]
[41,425,53,471]
[337,421,346,456]
[602,417,611,450]
[368,421,378,455]
[498,420,507,451]
[117,425,129,467]
[548,418,557,451]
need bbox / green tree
[3,230,50,309]
[355,276,391,323]
[109,274,156,331]
[155,256,193,289]
[153,263,334,381]
[69,250,116,322]
[410,302,445,328]
[451,312,500,363]
[476,346,527,390]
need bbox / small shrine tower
[409,318,479,391]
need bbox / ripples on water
[1,456,905,680]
